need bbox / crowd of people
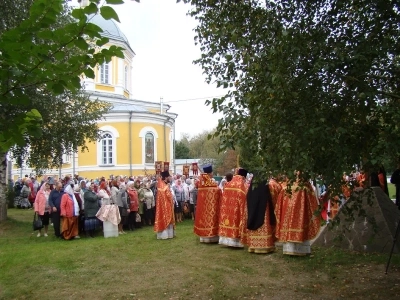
[11,163,398,255]
[13,173,199,240]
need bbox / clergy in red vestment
[194,164,222,243]
[154,171,175,240]
[218,168,248,247]
[275,173,321,255]
[241,177,282,253]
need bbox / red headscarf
[100,181,110,196]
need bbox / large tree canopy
[0,0,125,152]
[0,0,130,221]
[181,0,400,188]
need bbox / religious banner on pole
[192,162,198,175]
[183,164,190,177]
[163,161,170,172]
[155,161,162,175]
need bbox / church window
[139,126,158,164]
[100,62,109,84]
[101,133,113,165]
[145,132,154,163]
[124,65,128,89]
[97,126,119,166]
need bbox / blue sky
[72,0,224,139]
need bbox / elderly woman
[79,180,88,208]
[60,184,80,240]
[110,180,119,205]
[97,181,111,206]
[187,179,195,220]
[127,182,139,231]
[34,182,51,237]
[19,180,32,209]
[83,182,101,238]
[141,181,155,226]
[173,179,185,222]
[115,182,129,234]
[136,180,145,227]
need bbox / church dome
[88,14,134,52]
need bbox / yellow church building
[12,9,177,180]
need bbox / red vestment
[275,181,321,243]
[218,175,247,244]
[320,193,340,221]
[241,178,282,253]
[194,173,221,241]
[154,179,175,233]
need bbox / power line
[164,95,225,103]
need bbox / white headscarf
[219,178,227,190]
[64,184,80,216]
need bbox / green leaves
[74,37,89,50]
[96,37,109,46]
[83,68,95,79]
[100,6,120,22]
[106,0,125,4]
[187,0,400,192]
[0,0,125,153]
[83,2,98,15]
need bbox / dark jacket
[84,190,100,218]
[48,189,64,212]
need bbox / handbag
[33,213,43,231]
[135,213,141,222]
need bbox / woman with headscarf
[141,181,155,226]
[97,181,111,206]
[127,182,139,231]
[79,180,88,208]
[173,179,185,222]
[19,180,32,209]
[115,182,129,234]
[34,181,51,237]
[60,184,80,240]
[110,180,119,205]
[136,180,145,227]
[83,182,101,238]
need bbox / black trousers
[145,207,153,225]
[51,212,61,237]
[127,211,137,230]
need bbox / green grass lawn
[1,208,400,299]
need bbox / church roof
[88,14,134,52]
[111,103,148,113]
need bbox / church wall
[113,56,118,85]
[78,141,97,166]
[95,84,115,92]
[68,120,173,179]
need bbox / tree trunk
[0,152,7,222]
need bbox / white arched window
[145,132,154,163]
[101,133,113,165]
[97,126,119,166]
[139,127,158,165]
[99,62,110,84]
[124,65,128,89]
